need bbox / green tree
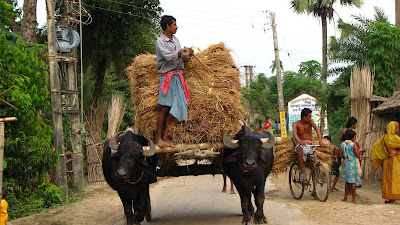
[0,30,62,218]
[328,8,398,98]
[365,22,400,97]
[0,0,14,31]
[290,0,361,134]
[298,60,321,95]
[0,1,62,219]
[241,73,276,117]
[269,59,283,74]
[326,8,397,143]
[82,0,162,107]
[298,60,321,83]
[328,7,390,73]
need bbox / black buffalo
[103,130,157,225]
[223,125,275,224]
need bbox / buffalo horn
[109,132,124,150]
[142,139,156,157]
[262,130,275,149]
[223,130,239,149]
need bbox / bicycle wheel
[314,163,330,202]
[289,162,304,199]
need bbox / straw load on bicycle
[272,136,333,173]
[126,43,245,171]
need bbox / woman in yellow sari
[371,121,400,204]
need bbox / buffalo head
[107,131,156,182]
[223,126,275,171]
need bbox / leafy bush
[7,178,64,219]
[0,26,61,218]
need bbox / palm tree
[299,60,321,83]
[270,60,283,74]
[290,0,361,134]
[299,60,321,95]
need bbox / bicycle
[289,144,330,202]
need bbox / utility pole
[244,66,249,87]
[249,65,254,82]
[270,12,287,137]
[46,0,68,198]
[243,65,255,123]
[65,0,84,191]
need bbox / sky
[31,0,395,80]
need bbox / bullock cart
[125,42,334,177]
[126,43,246,177]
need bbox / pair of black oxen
[103,125,275,225]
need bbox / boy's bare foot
[164,139,176,147]
[156,139,169,148]
[342,198,347,202]
[330,187,338,192]
[222,186,227,192]
[230,189,235,194]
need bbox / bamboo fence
[85,102,108,185]
[350,65,376,179]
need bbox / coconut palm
[290,0,361,134]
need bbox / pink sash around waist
[160,70,189,101]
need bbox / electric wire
[97,0,161,12]
[65,0,92,25]
[82,3,156,20]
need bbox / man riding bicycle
[292,108,325,189]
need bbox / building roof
[368,95,388,102]
[372,91,400,114]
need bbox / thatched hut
[362,92,400,180]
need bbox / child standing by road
[0,186,8,225]
[341,129,361,203]
[325,136,342,192]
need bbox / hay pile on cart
[126,42,245,145]
[126,43,245,176]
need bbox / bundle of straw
[106,93,126,139]
[272,136,333,173]
[350,65,374,177]
[126,43,245,145]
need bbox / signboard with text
[279,111,287,137]
[287,94,327,133]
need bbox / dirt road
[8,173,400,225]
